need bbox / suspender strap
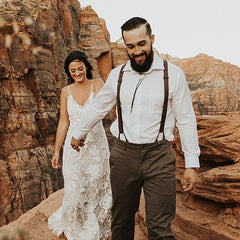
[117,64,126,139]
[156,60,169,141]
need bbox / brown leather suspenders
[117,60,169,141]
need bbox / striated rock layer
[173,112,240,239]
[0,0,111,226]
[160,53,240,115]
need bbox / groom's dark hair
[121,17,152,39]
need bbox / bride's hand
[51,153,60,169]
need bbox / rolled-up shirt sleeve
[72,71,117,140]
[171,67,200,168]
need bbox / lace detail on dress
[48,82,112,240]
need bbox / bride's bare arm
[52,87,69,168]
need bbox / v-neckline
[69,92,92,107]
[68,81,93,107]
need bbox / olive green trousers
[110,138,176,240]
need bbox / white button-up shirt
[72,51,200,168]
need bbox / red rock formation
[0,0,112,226]
[1,190,65,240]
[78,6,112,81]
[160,53,240,115]
[110,42,129,68]
[174,112,240,239]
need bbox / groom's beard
[128,47,154,73]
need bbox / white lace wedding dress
[48,83,112,240]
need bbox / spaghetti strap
[90,80,94,93]
[68,85,71,96]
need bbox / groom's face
[123,24,155,72]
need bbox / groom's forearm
[72,82,116,140]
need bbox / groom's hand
[182,168,198,192]
[71,137,85,152]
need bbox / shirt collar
[123,50,164,74]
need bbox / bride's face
[69,60,87,83]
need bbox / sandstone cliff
[160,53,240,115]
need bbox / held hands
[71,136,85,152]
[182,168,198,192]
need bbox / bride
[48,51,112,240]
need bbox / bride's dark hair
[64,51,93,83]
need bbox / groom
[71,17,200,240]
